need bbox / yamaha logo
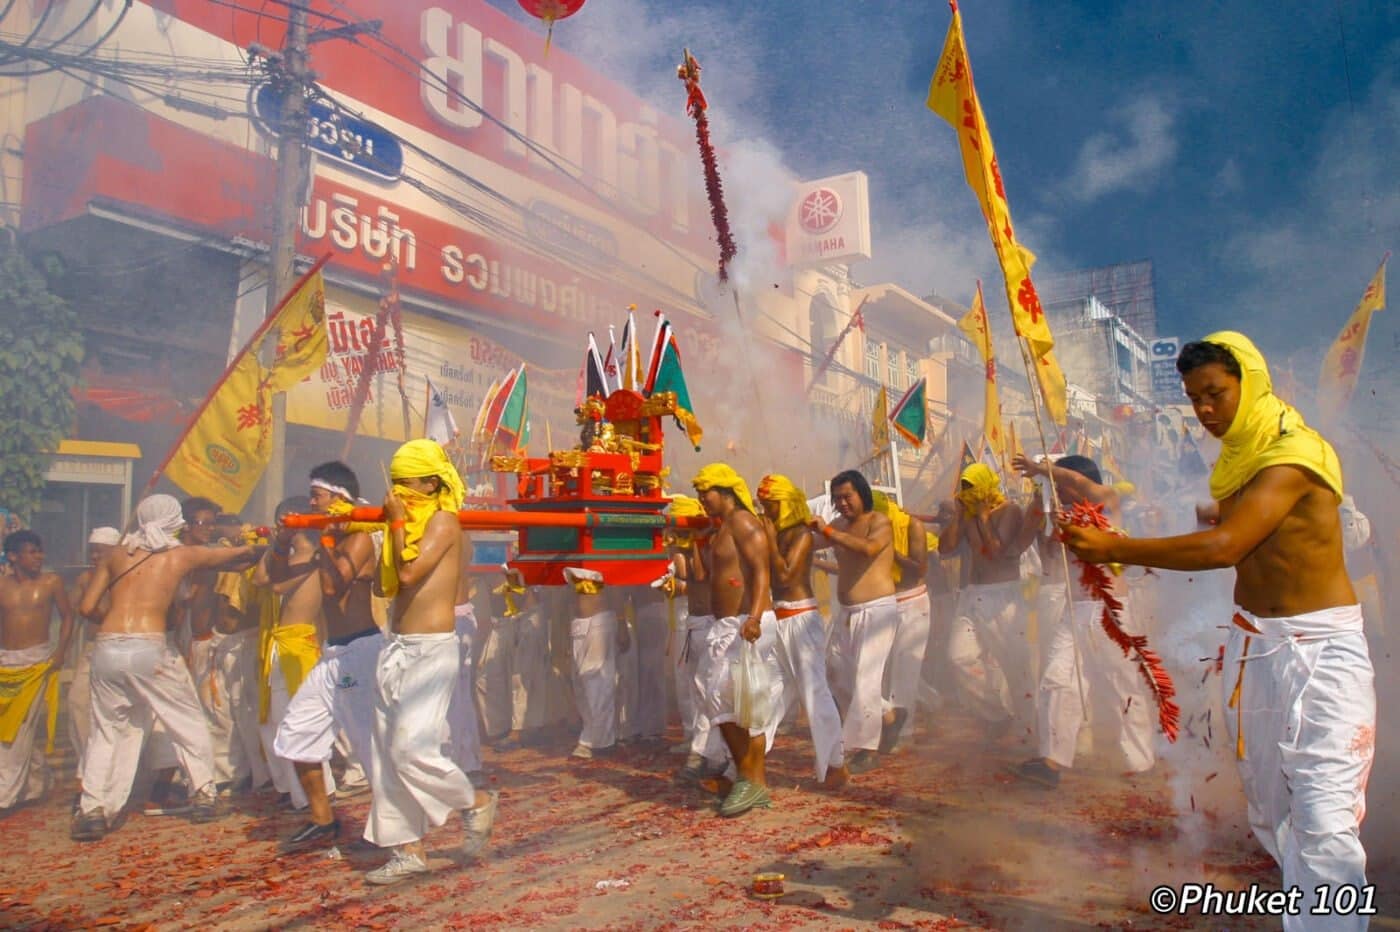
[798,188,843,235]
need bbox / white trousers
[190,635,236,786]
[210,628,269,789]
[274,629,380,776]
[79,635,215,816]
[828,596,898,753]
[571,611,618,750]
[679,614,714,757]
[698,613,786,750]
[68,641,93,764]
[883,586,932,737]
[447,605,483,773]
[365,633,475,848]
[1037,600,1155,772]
[1225,606,1374,932]
[260,650,333,808]
[948,581,1030,726]
[511,607,550,733]
[773,602,844,779]
[619,601,669,739]
[474,614,512,739]
[0,643,52,808]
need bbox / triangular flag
[649,325,703,449]
[604,325,619,392]
[621,306,644,391]
[481,366,519,441]
[424,376,459,446]
[889,377,927,446]
[493,365,528,452]
[585,333,609,400]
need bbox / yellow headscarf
[383,439,466,596]
[1204,331,1343,503]
[957,463,1006,516]
[692,463,755,514]
[665,494,705,549]
[757,474,813,532]
[872,490,910,584]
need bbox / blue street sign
[1150,337,1182,401]
[252,84,403,183]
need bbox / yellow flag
[872,385,890,452]
[266,269,328,392]
[927,6,1066,424]
[164,265,329,513]
[1318,254,1388,420]
[165,353,275,513]
[957,282,1004,459]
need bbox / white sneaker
[364,848,428,885]
[570,743,593,760]
[460,791,499,858]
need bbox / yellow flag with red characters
[957,282,1004,458]
[163,265,328,512]
[1318,254,1387,421]
[927,4,1066,424]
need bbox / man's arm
[815,512,892,558]
[49,574,75,665]
[77,555,112,621]
[735,514,772,641]
[185,544,260,572]
[1063,465,1310,571]
[937,504,964,556]
[390,512,458,588]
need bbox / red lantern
[518,0,586,50]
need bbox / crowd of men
[0,332,1381,926]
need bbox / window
[865,339,882,411]
[906,353,919,390]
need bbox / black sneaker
[284,819,341,849]
[71,808,108,841]
[1009,758,1060,789]
[848,750,880,774]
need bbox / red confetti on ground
[1059,500,1180,742]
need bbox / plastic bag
[734,640,773,730]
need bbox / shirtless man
[758,475,847,787]
[940,464,1035,741]
[812,469,896,774]
[692,464,784,816]
[0,530,74,810]
[254,498,327,814]
[1011,454,1153,788]
[661,495,719,779]
[71,495,258,840]
[1063,334,1375,924]
[68,527,120,766]
[875,492,931,754]
[273,462,380,848]
[363,439,497,885]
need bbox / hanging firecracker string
[1058,500,1180,742]
[677,49,737,283]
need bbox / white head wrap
[310,478,354,502]
[88,527,121,546]
[123,495,186,554]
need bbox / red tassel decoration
[677,50,737,283]
[1059,501,1180,742]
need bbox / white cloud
[1063,96,1179,202]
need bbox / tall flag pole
[1318,252,1388,422]
[956,281,1004,459]
[927,1,1066,425]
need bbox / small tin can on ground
[752,872,785,899]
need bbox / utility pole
[260,4,311,520]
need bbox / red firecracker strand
[677,51,737,283]
[1059,500,1180,742]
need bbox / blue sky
[497,1,1398,377]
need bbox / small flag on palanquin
[584,333,609,401]
[645,319,703,450]
[890,377,928,446]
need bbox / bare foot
[822,765,850,790]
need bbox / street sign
[1150,336,1182,402]
[252,84,404,183]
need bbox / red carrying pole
[282,509,715,532]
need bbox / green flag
[648,325,703,450]
[889,377,927,446]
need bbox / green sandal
[719,779,772,817]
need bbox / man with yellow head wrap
[692,464,788,816]
[271,462,380,849]
[361,439,498,884]
[662,495,724,778]
[939,462,1037,741]
[1063,333,1374,920]
[812,469,898,775]
[871,491,932,755]
[757,475,847,786]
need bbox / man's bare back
[81,545,257,636]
